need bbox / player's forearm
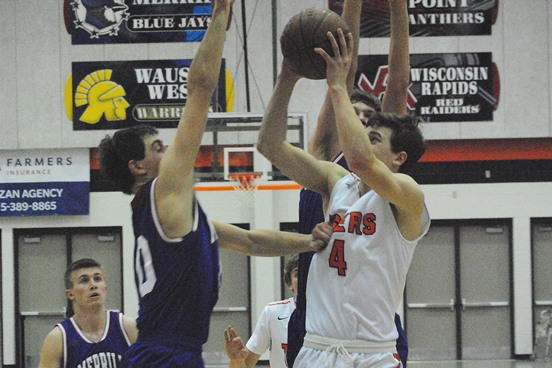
[382,0,410,114]
[308,93,338,160]
[187,1,231,94]
[330,84,375,171]
[257,69,299,161]
[228,359,247,368]
[341,0,362,92]
[245,230,313,256]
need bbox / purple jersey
[57,311,131,368]
[125,178,220,367]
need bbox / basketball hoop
[228,173,262,207]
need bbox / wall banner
[329,0,499,37]
[69,59,226,130]
[0,149,90,217]
[356,52,500,122]
[66,0,212,44]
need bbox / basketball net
[228,173,262,208]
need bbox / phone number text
[0,201,57,212]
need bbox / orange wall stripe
[90,137,552,172]
[421,138,552,162]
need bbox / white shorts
[293,334,401,368]
[294,347,401,368]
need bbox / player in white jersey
[225,255,299,368]
[257,28,429,367]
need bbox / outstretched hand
[224,325,248,362]
[315,28,354,89]
[310,221,334,251]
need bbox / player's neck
[73,308,108,342]
[358,182,372,197]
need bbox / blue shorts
[121,340,203,368]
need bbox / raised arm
[155,0,234,237]
[213,221,333,257]
[319,30,424,239]
[256,61,346,197]
[381,0,410,114]
[308,0,363,161]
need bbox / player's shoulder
[267,299,293,308]
[266,298,295,313]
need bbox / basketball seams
[308,11,333,77]
[300,9,332,78]
[280,8,350,80]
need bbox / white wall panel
[549,0,552,137]
[15,0,63,149]
[502,0,549,138]
[2,0,550,149]
[0,1,17,150]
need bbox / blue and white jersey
[57,311,131,368]
[130,178,220,350]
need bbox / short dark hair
[283,254,299,286]
[367,112,426,174]
[98,124,158,194]
[64,258,102,289]
[350,88,381,113]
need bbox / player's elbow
[256,138,277,161]
[187,68,217,95]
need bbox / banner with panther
[329,0,499,37]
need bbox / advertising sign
[66,0,213,44]
[356,52,500,122]
[0,149,90,217]
[69,59,226,130]
[329,0,499,37]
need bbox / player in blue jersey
[284,0,413,366]
[38,258,138,368]
[97,1,332,367]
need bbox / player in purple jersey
[38,258,138,368]
[285,0,412,366]
[98,1,332,366]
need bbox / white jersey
[306,173,430,343]
[246,297,296,368]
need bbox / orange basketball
[280,8,350,80]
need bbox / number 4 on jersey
[329,239,347,276]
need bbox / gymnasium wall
[1,0,551,365]
[0,0,550,150]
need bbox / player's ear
[65,289,75,301]
[128,160,144,175]
[394,151,407,168]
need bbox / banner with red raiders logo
[356,52,500,122]
[69,59,226,130]
[329,0,499,37]
[65,0,214,44]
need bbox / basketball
[280,8,351,80]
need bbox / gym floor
[408,361,551,367]
[207,360,552,368]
